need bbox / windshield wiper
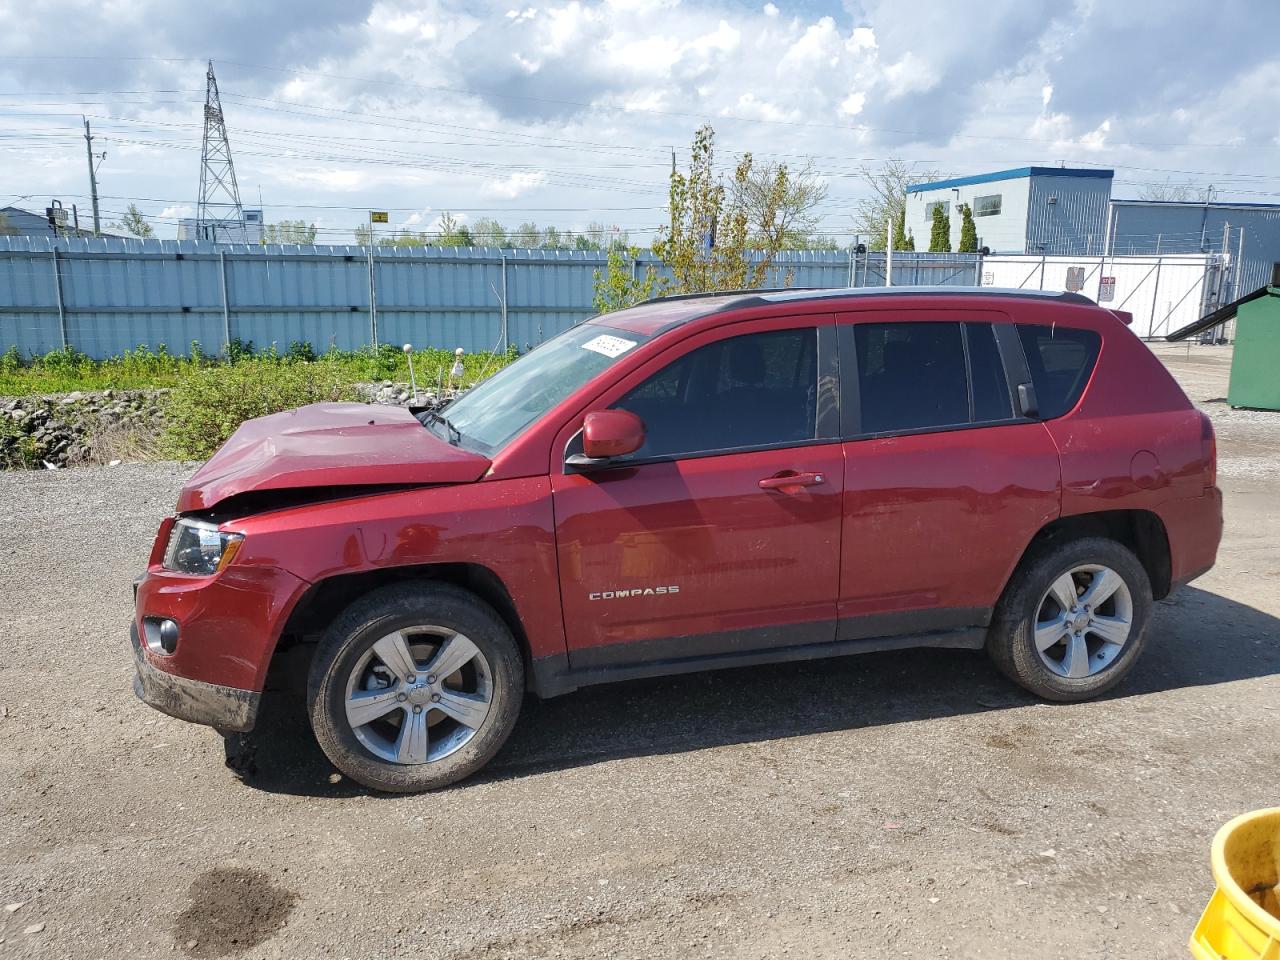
[425,410,462,446]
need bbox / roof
[636,285,1094,316]
[1165,286,1277,341]
[906,167,1114,194]
[1111,198,1280,211]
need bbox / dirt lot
[1,343,1277,960]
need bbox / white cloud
[158,205,193,219]
[1,0,1276,247]
[839,91,866,116]
[483,171,548,199]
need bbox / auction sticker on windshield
[581,334,637,358]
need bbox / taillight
[1199,412,1217,489]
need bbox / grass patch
[0,341,515,398]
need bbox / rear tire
[987,536,1152,702]
[307,582,523,793]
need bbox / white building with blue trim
[906,166,1280,297]
[905,167,1115,256]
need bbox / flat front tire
[987,536,1153,702]
[307,582,524,793]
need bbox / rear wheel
[307,582,523,792]
[987,536,1152,702]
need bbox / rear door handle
[759,471,825,490]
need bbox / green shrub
[160,360,361,460]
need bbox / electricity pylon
[195,60,245,242]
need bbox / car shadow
[232,585,1280,798]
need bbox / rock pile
[1,390,167,469]
[356,381,468,409]
[1,382,471,469]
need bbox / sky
[2,0,1279,245]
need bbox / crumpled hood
[176,402,490,512]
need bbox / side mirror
[568,409,645,469]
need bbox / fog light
[143,617,180,655]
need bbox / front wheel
[307,582,524,792]
[987,537,1153,702]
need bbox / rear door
[550,314,845,669]
[837,309,1061,639]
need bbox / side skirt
[530,618,988,699]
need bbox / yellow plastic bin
[1191,808,1280,960]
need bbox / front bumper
[131,622,260,732]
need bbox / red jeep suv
[132,287,1222,792]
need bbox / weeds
[0,341,515,397]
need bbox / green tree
[112,203,154,239]
[0,212,16,236]
[511,222,541,248]
[384,230,429,247]
[592,245,662,313]
[263,220,318,244]
[574,222,630,250]
[891,207,910,251]
[957,203,978,253]
[354,223,373,245]
[732,159,829,249]
[928,203,952,252]
[541,225,567,249]
[470,217,507,248]
[652,123,792,295]
[434,212,473,247]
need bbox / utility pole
[1235,226,1246,302]
[83,117,101,236]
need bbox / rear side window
[1016,325,1102,419]
[855,322,969,433]
[966,323,1013,422]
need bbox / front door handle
[759,471,825,491]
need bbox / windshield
[432,323,650,453]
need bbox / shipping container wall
[1109,203,1280,299]
[0,238,986,359]
[979,253,1223,339]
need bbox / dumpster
[1190,808,1280,960]
[1167,286,1280,412]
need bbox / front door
[551,316,844,670]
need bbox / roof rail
[638,287,814,306]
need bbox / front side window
[925,201,950,221]
[973,194,1002,217]
[438,323,650,453]
[1016,324,1101,420]
[613,328,817,459]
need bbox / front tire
[307,582,524,793]
[987,536,1153,702]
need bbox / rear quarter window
[1016,324,1102,419]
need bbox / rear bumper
[1163,486,1224,590]
[131,622,260,732]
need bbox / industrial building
[907,168,1280,302]
[1109,200,1280,297]
[906,167,1115,257]
[176,209,264,244]
[0,205,104,239]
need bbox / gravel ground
[1,346,1277,960]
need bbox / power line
[0,53,1257,150]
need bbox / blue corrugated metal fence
[0,237,982,358]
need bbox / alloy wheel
[1033,564,1134,679]
[343,626,493,765]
